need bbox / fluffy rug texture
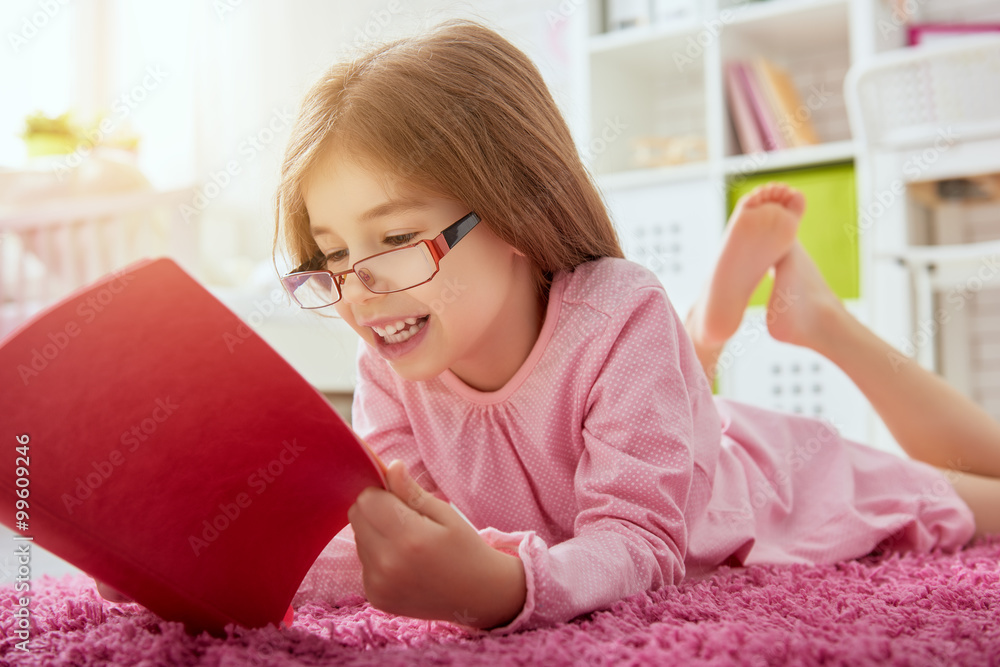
[2,536,998,666]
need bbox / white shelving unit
[572,0,890,180]
[570,0,998,453]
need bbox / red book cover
[0,257,387,636]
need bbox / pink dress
[292,257,975,634]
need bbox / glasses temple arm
[440,212,480,251]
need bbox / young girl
[268,18,1000,635]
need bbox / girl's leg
[768,241,1000,536]
[928,467,1000,539]
[685,183,805,380]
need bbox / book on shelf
[0,257,388,637]
[753,57,821,148]
[739,60,784,152]
[724,57,821,154]
[724,62,765,154]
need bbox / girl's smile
[367,315,431,360]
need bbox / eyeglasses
[281,211,481,309]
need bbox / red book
[0,257,387,636]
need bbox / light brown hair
[272,18,624,300]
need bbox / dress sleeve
[292,341,443,608]
[291,523,365,608]
[475,285,719,635]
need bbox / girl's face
[302,151,544,391]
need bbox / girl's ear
[512,246,526,258]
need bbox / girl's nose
[339,270,380,305]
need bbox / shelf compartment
[589,29,708,175]
[720,0,851,159]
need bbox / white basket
[845,35,1000,150]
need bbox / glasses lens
[356,243,437,293]
[283,272,339,308]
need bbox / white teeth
[370,316,428,342]
[383,320,407,335]
[374,316,427,344]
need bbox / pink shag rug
[2,536,999,667]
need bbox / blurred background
[3,0,1000,582]
[0,0,577,284]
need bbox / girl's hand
[348,459,526,630]
[94,578,133,603]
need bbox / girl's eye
[322,232,419,267]
[385,232,418,246]
[324,249,348,266]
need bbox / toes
[745,182,783,207]
[788,190,806,217]
[730,182,806,230]
[753,182,806,217]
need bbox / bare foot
[766,241,846,352]
[685,182,805,377]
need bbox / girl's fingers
[384,460,456,527]
[95,580,132,602]
[348,491,393,548]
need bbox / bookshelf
[569,0,930,450]
[573,0,1000,453]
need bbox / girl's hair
[272,18,624,299]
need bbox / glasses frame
[281,211,481,309]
